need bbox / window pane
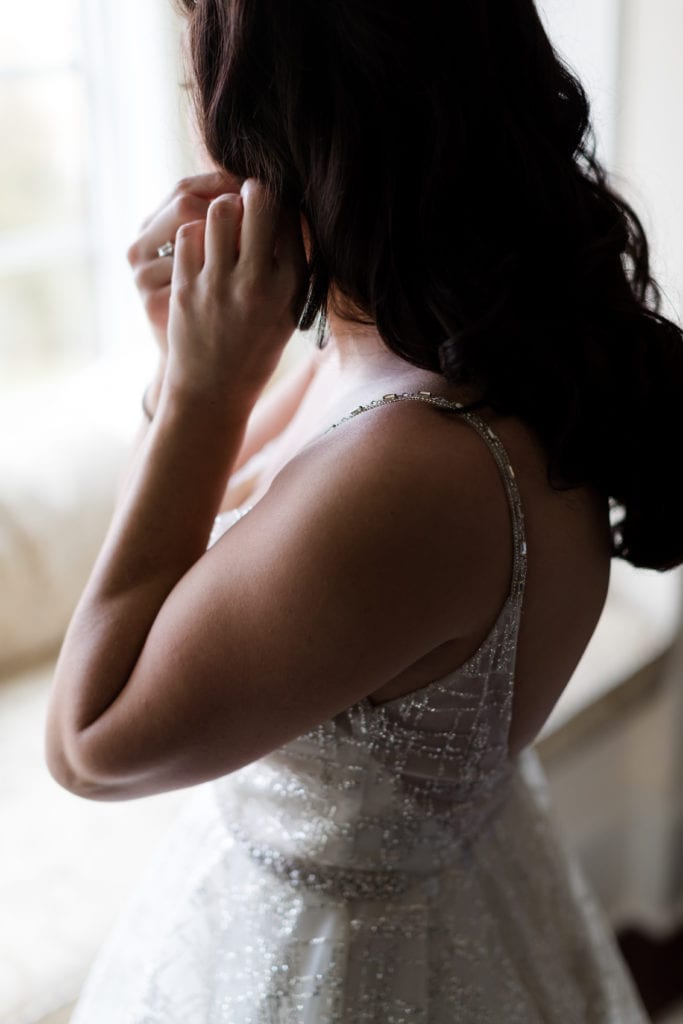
[0,71,89,232]
[0,2,81,68]
[0,260,96,391]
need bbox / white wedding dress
[69,393,649,1023]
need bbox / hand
[163,178,309,412]
[126,170,243,358]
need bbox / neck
[323,312,403,383]
[314,311,485,415]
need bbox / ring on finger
[156,240,175,259]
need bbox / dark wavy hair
[173,0,683,571]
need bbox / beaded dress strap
[320,390,527,607]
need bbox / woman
[47,0,681,1019]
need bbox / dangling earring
[315,308,330,349]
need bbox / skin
[44,175,613,802]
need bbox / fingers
[195,178,306,321]
[139,170,241,229]
[171,220,205,290]
[238,179,279,273]
[204,194,242,280]
[187,169,243,199]
[135,171,244,254]
[132,256,174,292]
[129,193,207,267]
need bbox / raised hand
[163,178,309,414]
[126,170,243,359]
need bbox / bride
[47,0,681,1019]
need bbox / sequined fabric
[70,394,649,1022]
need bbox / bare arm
[45,396,494,802]
[44,171,500,803]
[115,342,319,515]
[114,170,320,514]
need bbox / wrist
[156,376,256,431]
[141,363,168,422]
[160,360,261,422]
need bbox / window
[0,2,95,392]
[537,0,620,165]
[535,0,683,738]
[1,0,192,407]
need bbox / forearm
[114,358,167,515]
[47,173,306,788]
[47,384,250,758]
[115,346,315,516]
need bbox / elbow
[44,722,155,802]
[45,749,96,799]
[44,727,115,802]
[46,754,94,800]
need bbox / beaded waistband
[237,836,417,902]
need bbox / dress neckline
[315,388,489,442]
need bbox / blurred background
[1,1,682,1021]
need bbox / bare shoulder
[265,396,518,641]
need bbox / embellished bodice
[70,390,649,1024]
[208,391,528,901]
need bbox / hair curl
[174,0,683,571]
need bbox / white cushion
[0,365,136,672]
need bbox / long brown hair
[174,0,683,571]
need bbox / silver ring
[156,240,174,259]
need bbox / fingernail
[240,177,260,198]
[213,194,241,217]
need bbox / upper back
[323,393,613,757]
[221,353,613,758]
